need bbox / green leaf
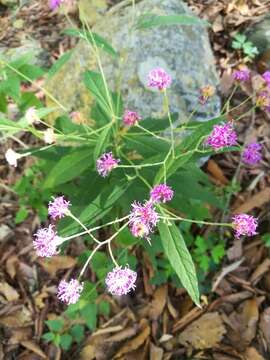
[136,13,208,29]
[84,71,112,116]
[42,332,55,342]
[93,125,112,161]
[45,319,64,332]
[15,206,28,224]
[158,221,200,305]
[60,334,73,351]
[80,304,97,331]
[211,244,225,264]
[58,182,129,236]
[43,147,93,188]
[70,325,84,343]
[64,28,118,58]
[98,301,110,317]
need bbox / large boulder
[46,0,220,122]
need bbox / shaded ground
[1,1,270,359]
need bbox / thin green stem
[136,124,169,142]
[118,161,164,169]
[67,211,101,244]
[164,90,175,158]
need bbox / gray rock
[246,16,270,55]
[46,0,220,123]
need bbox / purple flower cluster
[147,68,172,91]
[206,123,238,150]
[232,68,250,82]
[123,110,141,126]
[50,0,62,10]
[105,266,137,296]
[33,225,60,257]
[150,184,174,203]
[129,201,158,239]
[232,214,258,238]
[242,143,262,165]
[48,196,70,220]
[57,279,84,304]
[96,152,120,177]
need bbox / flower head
[48,196,70,219]
[232,68,250,82]
[70,111,86,125]
[57,279,84,304]
[50,0,62,9]
[25,107,40,125]
[129,201,159,239]
[150,184,174,203]
[147,67,172,91]
[242,143,262,165]
[105,266,137,296]
[206,123,238,150]
[44,128,56,144]
[123,110,141,126]
[232,214,258,238]
[262,70,270,87]
[5,148,21,167]
[96,152,120,177]
[199,85,215,105]
[33,225,60,257]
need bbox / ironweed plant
[1,2,269,309]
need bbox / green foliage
[232,33,259,60]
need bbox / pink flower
[242,143,262,165]
[256,91,270,112]
[150,184,174,203]
[232,68,250,82]
[105,266,137,296]
[206,123,238,150]
[129,201,159,239]
[123,110,141,126]
[232,214,258,238]
[48,196,70,220]
[33,225,60,257]
[262,70,270,86]
[96,152,120,177]
[50,0,62,9]
[147,68,172,91]
[57,279,84,304]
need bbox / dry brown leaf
[232,187,270,214]
[0,307,32,328]
[105,326,138,343]
[0,282,20,301]
[9,327,32,345]
[178,312,226,349]
[21,340,47,359]
[250,258,270,285]
[38,256,76,275]
[173,306,203,333]
[149,285,167,320]
[244,347,265,360]
[207,159,229,185]
[80,345,95,360]
[259,307,270,351]
[114,320,150,359]
[150,343,164,360]
[5,255,19,279]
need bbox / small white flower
[44,128,56,144]
[25,107,40,125]
[5,148,21,167]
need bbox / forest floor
[1,1,270,359]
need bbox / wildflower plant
[0,6,264,311]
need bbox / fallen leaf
[0,307,32,328]
[232,187,270,214]
[250,258,270,285]
[21,340,47,359]
[149,285,167,320]
[114,320,150,359]
[259,307,270,351]
[207,159,229,185]
[173,306,203,333]
[244,347,265,360]
[38,256,76,275]
[212,258,244,292]
[5,255,19,279]
[0,282,20,301]
[105,326,138,343]
[178,312,226,349]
